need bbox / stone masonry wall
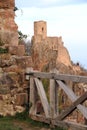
[0,54,33,116]
[0,0,18,46]
[56,44,71,66]
[0,0,33,116]
[34,21,47,39]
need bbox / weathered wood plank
[29,78,37,115]
[56,80,87,119]
[50,69,59,118]
[57,92,87,120]
[30,114,87,130]
[25,71,87,83]
[34,78,50,118]
[50,79,59,118]
[30,114,50,124]
[25,67,33,80]
[53,120,87,130]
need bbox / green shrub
[0,48,8,54]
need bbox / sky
[15,0,87,68]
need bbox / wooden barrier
[25,68,87,130]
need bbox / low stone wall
[0,54,33,116]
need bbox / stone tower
[34,21,47,39]
[0,0,18,46]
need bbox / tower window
[42,27,44,32]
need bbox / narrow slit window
[42,27,44,32]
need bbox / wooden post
[25,67,33,80]
[50,69,59,118]
[26,68,38,116]
[29,77,38,115]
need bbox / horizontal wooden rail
[25,71,87,83]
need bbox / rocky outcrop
[0,0,18,46]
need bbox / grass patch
[0,119,23,130]
[0,110,66,130]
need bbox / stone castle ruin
[32,21,71,71]
[0,0,87,123]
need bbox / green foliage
[0,48,8,54]
[0,39,5,46]
[18,31,27,40]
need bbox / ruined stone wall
[0,0,33,116]
[0,54,33,116]
[32,39,58,70]
[56,44,71,67]
[46,37,58,50]
[0,0,18,46]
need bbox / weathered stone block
[15,93,28,106]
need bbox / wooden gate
[25,68,87,130]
